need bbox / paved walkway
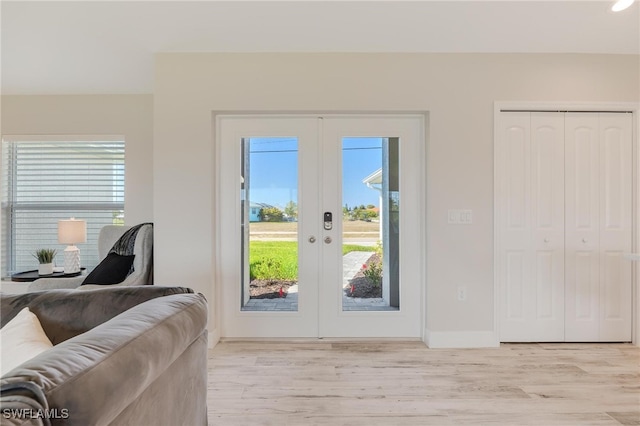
[242,251,396,312]
[341,251,373,287]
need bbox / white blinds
[1,139,125,277]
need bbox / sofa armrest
[0,293,207,426]
[0,381,50,426]
[1,286,196,344]
[26,276,84,292]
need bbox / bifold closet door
[499,111,633,343]
[498,112,566,342]
[565,113,633,342]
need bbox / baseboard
[423,329,499,348]
[210,329,497,348]
[208,329,220,349]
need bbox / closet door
[499,112,565,342]
[565,113,632,342]
[565,113,600,341]
[598,113,632,341]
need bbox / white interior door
[597,113,633,341]
[217,115,424,338]
[565,113,633,342]
[564,113,601,341]
[498,112,566,342]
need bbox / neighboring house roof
[249,202,276,209]
[363,168,382,192]
[362,168,382,185]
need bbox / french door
[216,115,424,338]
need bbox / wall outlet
[457,286,467,301]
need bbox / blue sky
[248,137,382,209]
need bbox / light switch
[448,209,473,225]
[459,210,473,224]
[448,210,458,224]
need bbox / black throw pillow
[81,253,135,285]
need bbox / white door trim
[493,101,640,346]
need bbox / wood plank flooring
[208,341,640,425]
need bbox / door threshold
[219,337,425,343]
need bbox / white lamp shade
[58,219,87,244]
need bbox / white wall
[1,95,154,224]
[154,53,639,344]
[2,54,635,345]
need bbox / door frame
[493,101,640,346]
[213,112,428,340]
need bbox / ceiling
[1,0,639,94]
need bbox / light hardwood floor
[208,341,640,425]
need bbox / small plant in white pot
[33,248,57,275]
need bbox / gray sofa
[0,286,208,426]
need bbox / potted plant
[33,248,57,275]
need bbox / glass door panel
[341,137,400,312]
[241,137,299,312]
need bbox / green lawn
[249,241,373,280]
[341,244,374,255]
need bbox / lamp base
[63,245,81,274]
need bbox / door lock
[324,212,333,230]
[308,236,316,243]
[324,236,332,244]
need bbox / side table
[11,268,86,282]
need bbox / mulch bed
[344,253,383,298]
[249,280,296,299]
[249,253,383,299]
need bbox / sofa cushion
[81,253,135,285]
[1,286,195,345]
[0,307,53,376]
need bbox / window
[1,136,125,277]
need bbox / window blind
[1,139,125,277]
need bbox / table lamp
[58,218,87,273]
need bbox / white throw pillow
[1,307,53,376]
